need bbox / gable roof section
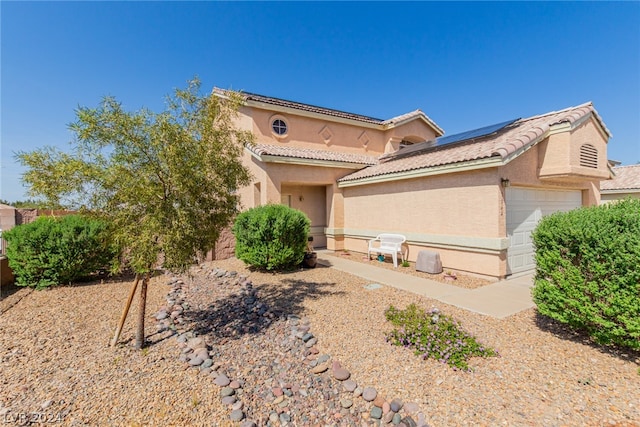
[601,165,640,192]
[213,88,444,136]
[339,102,610,186]
[246,143,379,169]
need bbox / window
[272,119,288,136]
[579,144,598,168]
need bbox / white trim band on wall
[324,227,509,254]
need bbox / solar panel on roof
[434,118,519,147]
[381,117,520,162]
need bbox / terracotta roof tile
[247,143,379,166]
[601,165,640,191]
[381,109,445,135]
[340,102,609,183]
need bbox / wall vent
[579,144,598,168]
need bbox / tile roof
[601,165,640,191]
[246,143,379,166]
[381,109,445,136]
[339,102,609,183]
[213,88,443,134]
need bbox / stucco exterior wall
[236,150,360,249]
[569,118,609,171]
[344,236,504,278]
[502,139,599,204]
[237,106,440,157]
[538,118,609,181]
[342,169,502,237]
[281,184,327,247]
[383,121,439,152]
[601,192,640,204]
[238,107,387,155]
[336,168,507,277]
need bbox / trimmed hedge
[3,214,116,289]
[232,204,310,271]
[532,198,640,350]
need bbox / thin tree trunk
[110,274,140,347]
[134,273,150,350]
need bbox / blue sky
[2,1,639,203]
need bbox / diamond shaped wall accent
[358,131,370,150]
[319,125,334,145]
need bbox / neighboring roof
[246,143,379,167]
[339,102,610,184]
[0,203,15,209]
[213,88,444,136]
[601,165,640,191]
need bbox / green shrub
[3,214,117,289]
[532,198,640,350]
[232,204,310,271]
[385,303,498,371]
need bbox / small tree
[16,78,253,348]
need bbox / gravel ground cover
[1,258,638,426]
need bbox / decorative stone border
[154,268,430,426]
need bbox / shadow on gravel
[0,282,33,315]
[0,281,21,300]
[534,312,640,364]
[143,329,177,347]
[185,278,344,341]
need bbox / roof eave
[549,110,611,141]
[338,156,505,188]
[600,188,640,194]
[246,148,373,170]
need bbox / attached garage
[506,187,582,275]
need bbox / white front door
[506,188,582,275]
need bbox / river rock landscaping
[1,257,638,426]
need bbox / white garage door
[506,187,582,275]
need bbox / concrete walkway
[316,250,535,319]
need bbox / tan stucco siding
[383,120,439,152]
[343,237,503,277]
[601,192,640,204]
[502,143,599,205]
[342,169,502,238]
[569,117,609,173]
[538,119,609,181]
[537,132,571,176]
[280,185,326,225]
[281,184,328,247]
[239,107,387,155]
[237,151,269,209]
[236,157,360,246]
